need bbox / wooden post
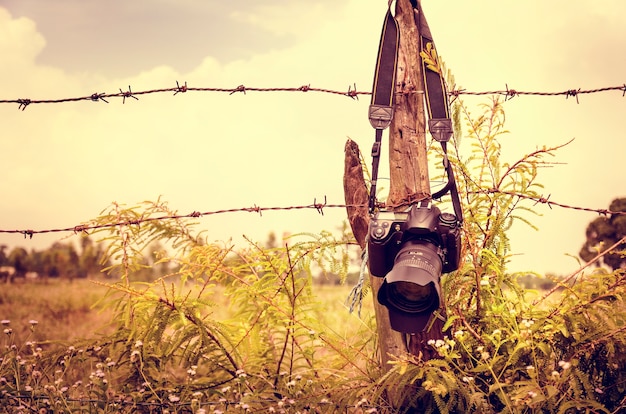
[343,0,445,370]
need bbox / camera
[368,200,461,333]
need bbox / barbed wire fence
[2,81,626,110]
[1,192,625,240]
[1,81,626,238]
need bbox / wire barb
[173,81,187,96]
[229,85,247,95]
[119,85,138,104]
[504,84,517,101]
[346,83,359,100]
[313,196,327,215]
[17,99,31,111]
[90,93,109,103]
[566,88,581,104]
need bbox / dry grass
[0,278,115,348]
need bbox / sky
[0,0,625,275]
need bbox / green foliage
[370,97,626,413]
[0,217,378,412]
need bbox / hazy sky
[1,0,625,275]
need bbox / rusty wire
[2,192,625,240]
[2,82,626,110]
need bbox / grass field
[0,278,375,351]
[0,279,116,348]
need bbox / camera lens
[385,281,438,313]
[378,240,443,313]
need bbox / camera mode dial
[438,212,457,228]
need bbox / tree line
[0,236,110,281]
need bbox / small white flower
[558,360,571,370]
[134,340,143,348]
[168,394,180,402]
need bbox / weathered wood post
[343,0,445,371]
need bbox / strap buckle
[369,104,394,130]
[428,118,453,142]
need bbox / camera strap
[368,0,463,222]
[367,1,399,213]
[414,0,464,223]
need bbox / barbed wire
[2,82,626,110]
[1,193,624,240]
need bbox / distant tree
[7,247,29,276]
[579,197,626,270]
[0,245,8,265]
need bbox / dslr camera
[368,200,461,333]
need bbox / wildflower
[168,394,180,402]
[220,386,231,393]
[236,369,247,378]
[134,340,143,348]
[558,360,571,370]
[427,339,436,346]
[551,371,560,379]
[1,320,9,325]
[462,376,474,383]
[480,277,490,286]
[187,367,197,376]
[528,391,537,398]
[286,380,296,387]
[240,403,250,410]
[492,329,501,336]
[107,361,116,367]
[481,352,490,360]
[521,319,534,329]
[526,365,535,372]
[24,385,33,392]
[453,330,464,338]
[3,328,12,335]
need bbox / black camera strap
[368,1,399,213]
[368,1,463,223]
[414,0,463,223]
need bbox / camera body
[368,202,461,277]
